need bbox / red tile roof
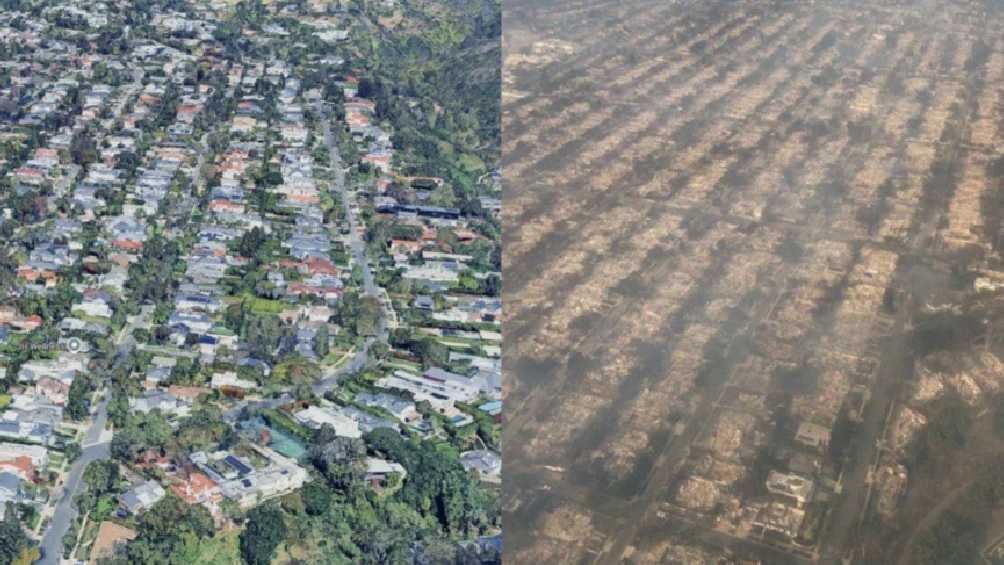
[171,471,219,504]
[0,456,33,480]
[112,239,144,251]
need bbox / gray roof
[120,480,165,514]
[459,450,501,475]
[0,472,19,499]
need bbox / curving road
[37,318,141,564]
[37,394,111,564]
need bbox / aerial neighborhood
[0,0,502,563]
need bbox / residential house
[377,368,482,404]
[73,297,113,319]
[364,457,406,489]
[0,443,47,469]
[356,392,420,424]
[129,389,190,418]
[119,480,166,515]
[459,450,501,483]
[211,371,257,394]
[293,405,361,438]
[170,471,221,508]
[35,376,70,406]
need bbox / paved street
[819,294,913,564]
[312,100,387,397]
[316,101,377,301]
[38,393,111,565]
[37,220,155,563]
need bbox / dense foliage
[239,504,285,565]
[352,0,500,191]
[364,428,497,537]
[120,495,216,564]
[0,520,33,565]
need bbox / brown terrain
[502,0,1004,563]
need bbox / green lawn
[384,359,422,372]
[48,452,65,471]
[436,337,482,350]
[322,348,353,367]
[175,531,241,564]
[272,357,321,385]
[70,312,112,326]
[93,496,116,522]
[245,295,286,315]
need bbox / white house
[293,406,361,438]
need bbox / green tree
[110,426,142,461]
[175,405,230,451]
[83,460,119,496]
[63,442,81,463]
[313,323,329,358]
[0,520,30,564]
[236,227,266,260]
[239,504,284,565]
[126,494,215,563]
[65,375,93,421]
[482,274,500,297]
[140,411,172,448]
[364,429,499,536]
[309,436,365,489]
[302,482,331,516]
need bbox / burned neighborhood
[504,0,1004,563]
